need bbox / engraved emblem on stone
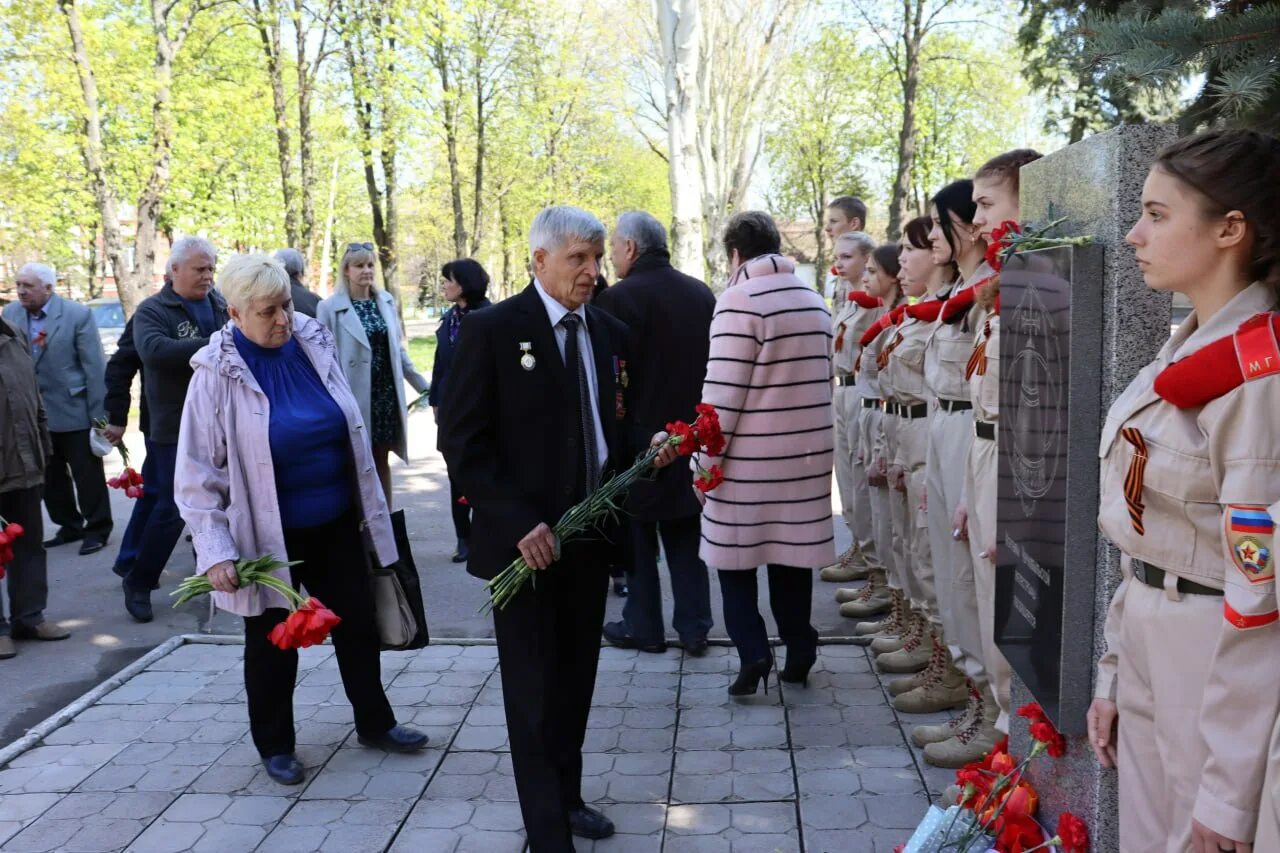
[519,342,536,371]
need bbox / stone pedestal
[1008,123,1177,850]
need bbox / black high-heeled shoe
[728,657,774,696]
[779,653,817,687]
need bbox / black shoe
[79,536,107,556]
[262,753,304,786]
[112,563,159,591]
[357,725,429,753]
[682,637,710,657]
[568,805,615,840]
[602,621,667,654]
[122,579,153,623]
[779,653,818,687]
[451,539,469,564]
[43,530,84,548]
[728,656,774,697]
[612,578,628,597]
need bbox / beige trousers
[882,411,912,597]
[834,387,877,565]
[1114,577,1219,853]
[928,407,982,668]
[862,407,897,586]
[897,415,934,615]
[965,434,1011,731]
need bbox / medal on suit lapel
[519,342,536,371]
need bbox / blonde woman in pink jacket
[695,212,837,696]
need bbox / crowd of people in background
[0,124,1278,851]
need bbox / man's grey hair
[168,236,217,272]
[529,205,606,256]
[274,248,305,278]
[17,262,55,288]
[835,231,876,256]
[615,211,668,255]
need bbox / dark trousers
[111,437,159,577]
[448,473,471,541]
[242,509,395,757]
[717,564,817,665]
[623,515,712,644]
[0,486,47,635]
[43,429,112,541]
[123,442,186,593]
[493,554,608,853]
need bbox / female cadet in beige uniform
[1086,129,1280,853]
[875,216,953,685]
[899,179,991,722]
[842,247,904,632]
[919,150,1042,769]
[825,232,882,588]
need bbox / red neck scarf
[1153,312,1280,408]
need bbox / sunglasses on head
[345,242,374,253]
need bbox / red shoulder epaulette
[859,309,900,347]
[940,274,997,324]
[849,292,884,309]
[906,299,945,323]
[1154,312,1280,408]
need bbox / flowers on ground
[483,404,726,613]
[171,554,340,650]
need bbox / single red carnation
[1017,702,1048,724]
[666,421,697,456]
[1030,720,1067,758]
[1057,812,1090,852]
[995,813,1045,853]
[4,523,23,538]
[695,465,724,493]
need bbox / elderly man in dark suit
[2,263,110,558]
[594,211,716,655]
[440,205,675,852]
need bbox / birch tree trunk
[252,0,301,247]
[58,0,132,312]
[655,0,705,279]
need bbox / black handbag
[372,509,430,651]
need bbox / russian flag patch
[1227,505,1275,585]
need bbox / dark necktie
[559,313,600,494]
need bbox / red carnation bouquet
[0,517,26,581]
[905,703,1087,853]
[483,404,725,612]
[171,554,341,650]
[95,419,145,499]
[985,218,1092,272]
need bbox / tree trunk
[656,0,706,279]
[433,33,467,260]
[253,0,300,247]
[887,0,922,242]
[318,156,339,295]
[58,0,131,312]
[296,0,323,262]
[470,59,486,257]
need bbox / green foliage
[1084,1,1280,132]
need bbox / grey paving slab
[300,745,444,801]
[258,798,414,852]
[2,792,173,853]
[0,794,61,848]
[664,802,801,852]
[389,798,527,853]
[581,752,672,804]
[671,749,796,804]
[422,751,519,801]
[123,793,291,853]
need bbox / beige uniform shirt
[882,310,935,408]
[968,314,998,425]
[1095,282,1280,839]
[834,296,883,379]
[925,263,996,403]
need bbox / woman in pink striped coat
[694,211,837,696]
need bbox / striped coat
[696,254,837,571]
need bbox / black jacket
[133,283,229,444]
[290,278,322,318]
[104,316,148,435]
[439,284,633,580]
[430,297,492,410]
[593,251,715,521]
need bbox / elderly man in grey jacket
[0,315,70,657]
[2,263,110,556]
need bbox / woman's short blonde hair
[337,243,378,295]
[218,253,291,312]
[835,231,876,256]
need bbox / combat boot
[852,590,906,645]
[819,545,870,582]
[876,621,932,673]
[870,606,918,654]
[894,638,968,714]
[839,572,891,619]
[924,682,1002,768]
[835,586,868,603]
[911,681,979,747]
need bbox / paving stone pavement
[0,640,957,852]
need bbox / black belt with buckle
[890,402,929,419]
[975,421,996,441]
[863,397,882,410]
[1132,559,1223,597]
[836,375,855,386]
[938,398,973,413]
